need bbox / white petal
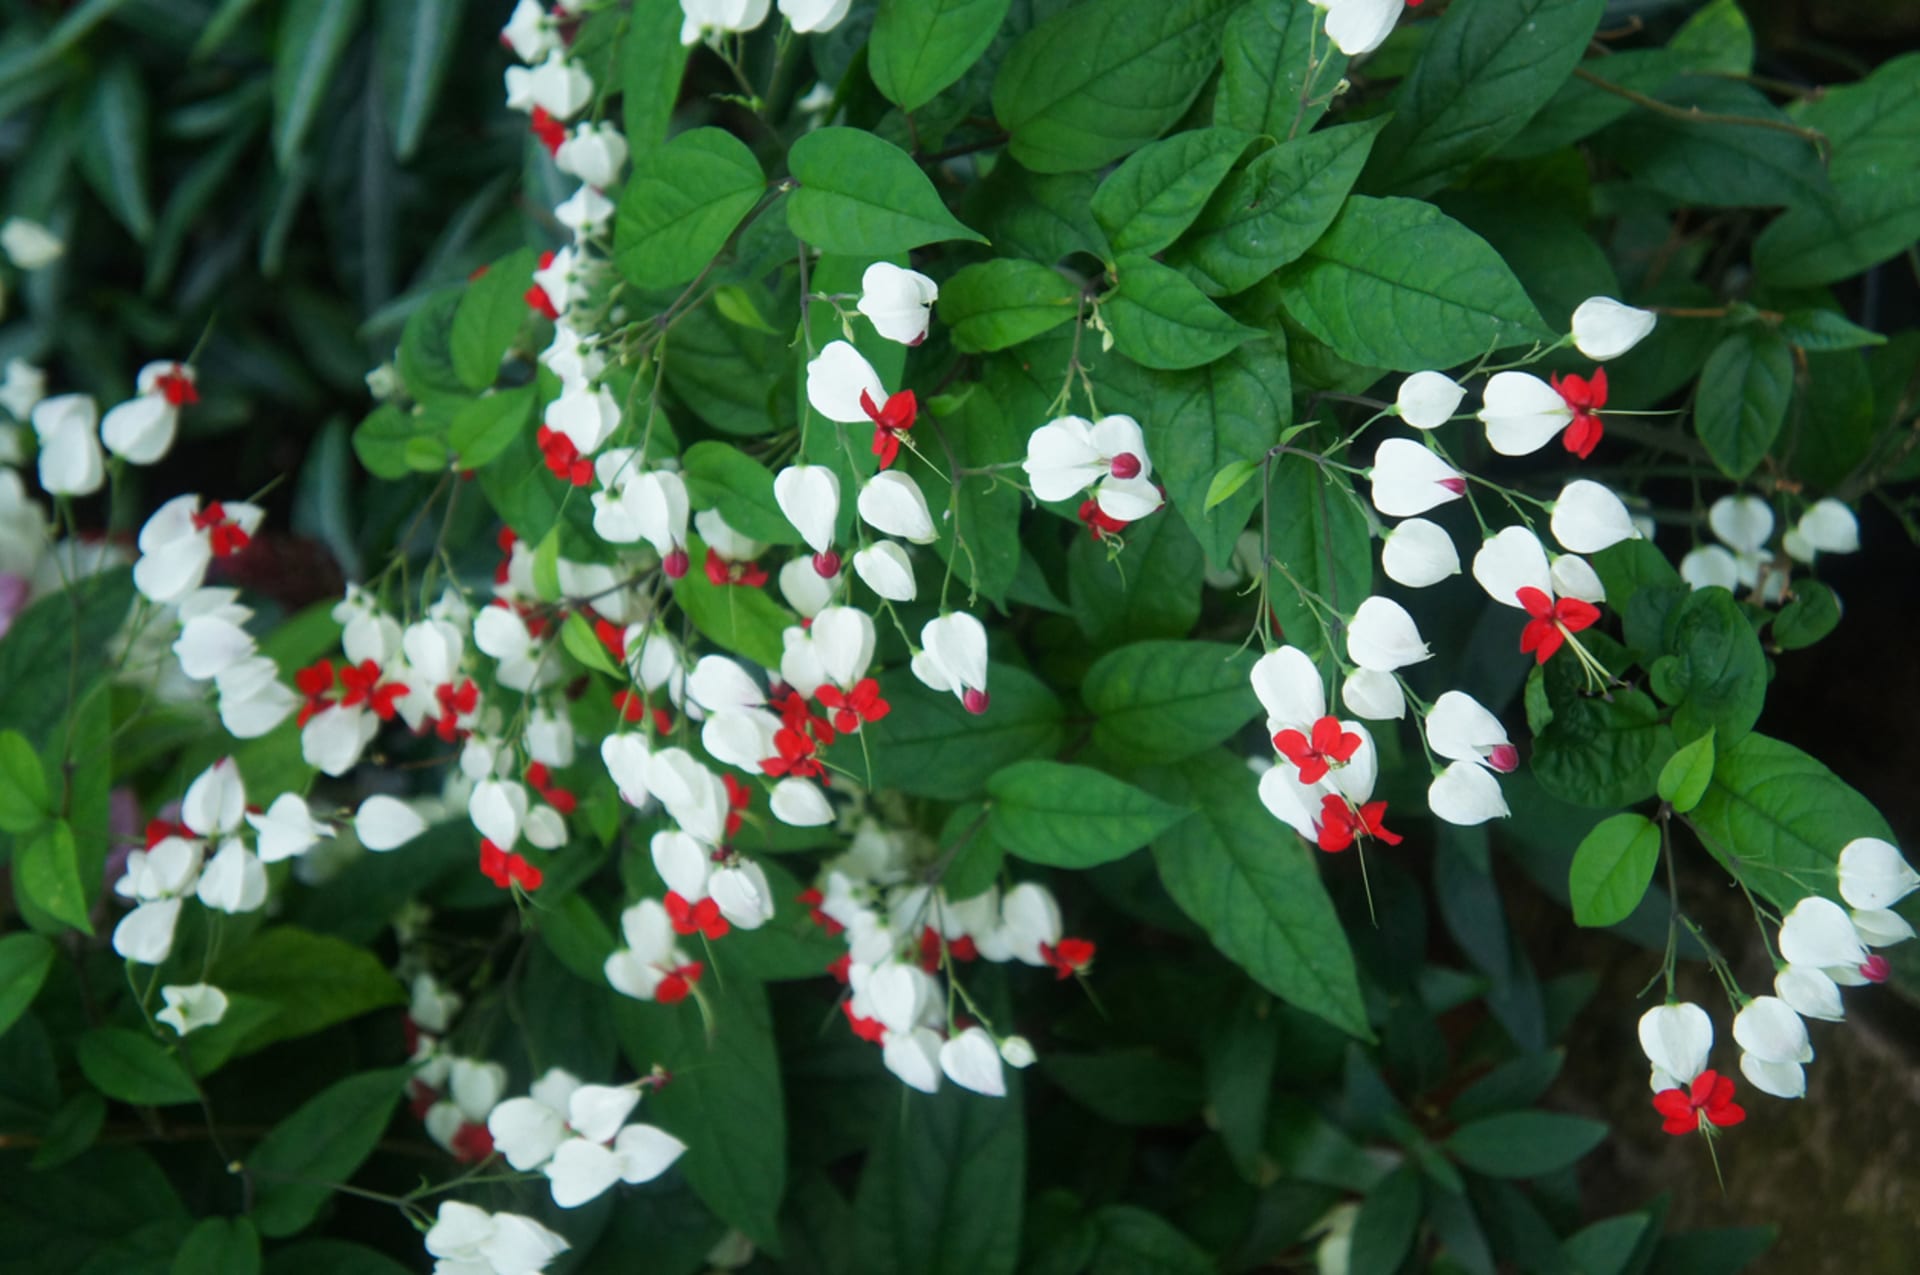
[924,612,988,693]
[1396,371,1465,430]
[811,606,876,688]
[805,340,887,424]
[853,540,917,601]
[196,842,268,914]
[1739,1052,1806,1100]
[157,983,229,1036]
[1249,645,1325,731]
[710,860,775,930]
[613,1123,688,1183]
[770,777,834,826]
[1795,498,1858,554]
[778,556,842,618]
[1094,474,1164,522]
[1369,437,1464,517]
[1471,526,1554,609]
[1837,837,1918,911]
[1427,761,1509,825]
[1850,907,1914,947]
[1777,896,1867,969]
[183,758,246,835]
[1550,554,1607,605]
[356,796,428,851]
[113,898,183,964]
[1344,596,1430,671]
[1731,995,1812,1064]
[100,395,178,465]
[856,262,937,345]
[567,1084,641,1144]
[882,1027,944,1093]
[1478,372,1570,457]
[1550,480,1640,554]
[1340,668,1406,721]
[1257,764,1321,842]
[1022,417,1104,503]
[1679,545,1741,592]
[1708,495,1774,556]
[651,830,712,900]
[1381,518,1460,588]
[1637,1002,1712,1084]
[1322,0,1404,55]
[939,1026,1007,1097]
[687,655,764,713]
[545,1139,623,1208]
[1425,692,1511,765]
[601,734,652,808]
[857,471,937,544]
[470,780,529,849]
[1571,297,1656,361]
[1774,965,1845,1022]
[773,464,842,555]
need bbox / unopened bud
[1487,744,1519,773]
[812,550,841,578]
[663,548,690,579]
[962,688,990,715]
[1862,955,1891,983]
[1439,477,1467,495]
[1109,452,1141,479]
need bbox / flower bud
[1570,297,1656,361]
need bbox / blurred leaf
[0,934,55,1038]
[622,0,692,151]
[247,1068,409,1237]
[76,58,153,242]
[1446,1111,1607,1178]
[379,0,465,161]
[170,1218,260,1275]
[853,1085,1024,1275]
[273,0,366,169]
[449,385,538,469]
[17,822,90,934]
[76,1028,199,1106]
[210,926,406,1053]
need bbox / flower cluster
[1680,493,1859,601]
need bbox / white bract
[857,262,938,345]
[853,540,916,601]
[1570,297,1656,360]
[1838,838,1919,910]
[1380,518,1460,587]
[101,361,196,464]
[157,984,229,1036]
[1315,0,1407,56]
[1550,480,1640,553]
[1345,597,1431,671]
[1021,414,1163,522]
[1638,1001,1712,1091]
[31,393,104,496]
[1396,371,1465,429]
[1369,438,1465,517]
[911,612,990,711]
[1783,498,1860,563]
[1477,372,1573,457]
[773,464,841,555]
[857,471,938,544]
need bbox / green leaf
[680,441,805,546]
[17,822,89,933]
[871,0,1013,113]
[74,57,153,243]
[210,927,406,1054]
[865,663,1065,800]
[1568,813,1662,927]
[451,247,537,390]
[0,933,55,1038]
[1091,127,1249,257]
[786,127,986,255]
[0,729,51,833]
[1217,0,1347,140]
[1083,641,1258,763]
[1687,732,1893,911]
[623,0,692,152]
[616,979,786,1251]
[939,260,1081,354]
[263,1240,414,1275]
[1778,308,1887,352]
[172,1217,260,1275]
[853,1086,1023,1275]
[1532,673,1670,810]
[32,1090,107,1170]
[352,405,416,481]
[992,0,1241,174]
[272,0,365,169]
[669,536,795,669]
[1449,1050,1567,1123]
[1696,328,1793,481]
[1046,1049,1204,1126]
[1263,453,1372,653]
[1361,0,1606,197]
[248,1069,409,1238]
[0,568,134,748]
[1659,730,1717,814]
[938,804,1003,901]
[1660,588,1767,745]
[1646,1226,1777,1275]
[1169,119,1385,298]
[1564,1215,1653,1275]
[1446,1112,1608,1178]
[1279,196,1551,372]
[712,284,780,335]
[1104,254,1258,370]
[76,1028,199,1106]
[614,128,765,288]
[1591,78,1828,209]
[1752,173,1920,289]
[397,288,471,408]
[448,386,538,469]
[1770,581,1841,650]
[1087,1206,1214,1273]
[1349,1163,1424,1275]
[560,611,623,678]
[987,760,1187,867]
[378,0,463,162]
[1146,754,1369,1038]
[1068,510,1206,644]
[1205,460,1261,512]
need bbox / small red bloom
[525,285,559,320]
[528,105,567,154]
[826,952,851,984]
[761,727,824,780]
[339,658,407,720]
[815,677,890,734]
[1516,586,1601,665]
[1315,795,1402,854]
[1273,715,1363,785]
[1109,452,1141,480]
[191,501,252,557]
[612,690,648,724]
[536,425,594,487]
[478,839,543,891]
[1652,1069,1745,1136]
[859,388,918,469]
[593,617,627,660]
[144,818,192,849]
[1551,367,1607,459]
[450,1121,495,1164]
[774,689,837,746]
[294,658,336,726]
[665,890,730,941]
[1862,954,1891,983]
[656,962,703,1004]
[702,547,767,589]
[154,368,198,407]
[408,1079,440,1121]
[1041,937,1096,980]
[841,998,886,1043]
[798,887,844,936]
[724,773,751,839]
[432,678,479,741]
[1077,498,1129,539]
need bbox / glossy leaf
[871,0,1013,113]
[76,1028,199,1106]
[248,1068,410,1237]
[865,663,1065,800]
[1083,641,1258,763]
[1447,1111,1608,1178]
[450,247,536,389]
[1216,0,1347,140]
[987,760,1188,867]
[1658,730,1717,814]
[1568,813,1661,927]
[939,260,1081,352]
[615,128,766,288]
[786,127,985,255]
[1695,328,1793,480]
[1657,588,1767,746]
[853,1085,1023,1275]
[1090,127,1249,257]
[681,441,806,547]
[1103,254,1258,371]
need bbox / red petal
[1515,586,1555,619]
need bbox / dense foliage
[2,0,1919,1272]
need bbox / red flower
[339,659,406,720]
[656,962,703,1005]
[797,887,843,936]
[1551,367,1607,459]
[593,616,627,660]
[144,818,191,848]
[1516,586,1601,664]
[431,678,479,741]
[761,727,824,779]
[665,890,730,941]
[841,999,886,1043]
[1315,794,1402,854]
[450,1121,495,1164]
[612,690,649,724]
[1041,937,1096,980]
[191,501,252,557]
[774,689,836,746]
[1273,715,1363,785]
[860,388,918,468]
[1652,1069,1746,1136]
[1077,498,1129,539]
[536,425,593,487]
[525,284,559,320]
[478,839,543,891]
[826,952,851,984]
[528,105,567,154]
[154,368,199,407]
[724,773,751,839]
[815,677,890,734]
[703,547,767,589]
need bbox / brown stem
[1572,67,1829,155]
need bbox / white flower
[778,556,841,616]
[196,840,268,913]
[1777,896,1867,970]
[1396,371,1465,430]
[1838,837,1919,910]
[1249,645,1323,734]
[1783,498,1860,563]
[555,184,615,238]
[1317,0,1406,57]
[805,340,888,424]
[882,1027,945,1093]
[544,383,621,457]
[774,464,841,555]
[1345,596,1430,671]
[470,779,529,849]
[999,1035,1037,1069]
[31,394,105,496]
[1368,438,1464,517]
[248,793,332,863]
[356,796,428,851]
[132,495,264,604]
[1679,545,1740,592]
[648,748,730,846]
[157,983,228,1036]
[518,51,594,119]
[770,777,834,826]
[593,464,689,562]
[1478,372,1574,457]
[1733,995,1812,1065]
[1021,414,1162,521]
[555,121,629,189]
[1851,907,1914,948]
[1425,691,1518,773]
[687,656,765,715]
[0,217,63,270]
[216,657,299,739]
[1550,480,1640,553]
[857,262,938,346]
[1570,297,1656,361]
[939,1026,1007,1097]
[1340,668,1405,720]
[1739,1053,1806,1100]
[1638,1001,1712,1090]
[0,358,46,421]
[602,735,652,809]
[101,361,196,465]
[679,0,771,46]
[1380,518,1459,587]
[500,0,559,62]
[425,1201,569,1275]
[1427,761,1509,826]
[545,1123,687,1207]
[113,897,186,965]
[693,509,765,564]
[853,541,916,601]
[911,612,989,711]
[1775,965,1845,1023]
[857,471,938,544]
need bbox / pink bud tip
[663,549,690,580]
[812,550,841,578]
[962,689,990,715]
[1862,955,1891,983]
[1487,744,1520,774]
[1109,452,1142,480]
[1440,477,1467,495]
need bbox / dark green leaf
[1770,581,1841,650]
[272,0,365,169]
[1646,1226,1777,1275]
[1448,1050,1566,1123]
[1777,309,1887,352]
[0,934,56,1038]
[992,0,1241,173]
[1752,173,1920,289]
[1083,641,1257,763]
[1349,1163,1423,1275]
[1279,196,1551,371]
[1591,77,1828,209]
[1263,453,1372,653]
[987,760,1187,867]
[1362,0,1606,197]
[77,1028,199,1106]
[939,260,1081,352]
[938,804,1003,901]
[1145,753,1371,1038]
[378,0,464,161]
[171,1218,260,1275]
[615,128,765,288]
[865,663,1065,800]
[31,1090,107,1170]
[670,535,795,668]
[681,441,805,546]
[263,1240,415,1275]
[1068,510,1206,644]
[248,1069,409,1237]
[210,926,406,1053]
[1568,813,1661,927]
[1564,1214,1652,1275]
[17,822,89,934]
[0,569,133,748]
[786,127,985,255]
[1695,328,1793,480]
[616,979,786,1251]
[1091,127,1249,257]
[1087,1206,1213,1274]
[853,1085,1023,1275]
[1103,254,1258,370]
[1216,0,1347,140]
[76,58,153,242]
[0,729,50,833]
[448,385,538,469]
[1446,1111,1607,1178]
[1661,588,1767,745]
[871,0,1014,113]
[623,0,692,151]
[1169,119,1385,298]
[450,247,537,390]
[1531,650,1671,808]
